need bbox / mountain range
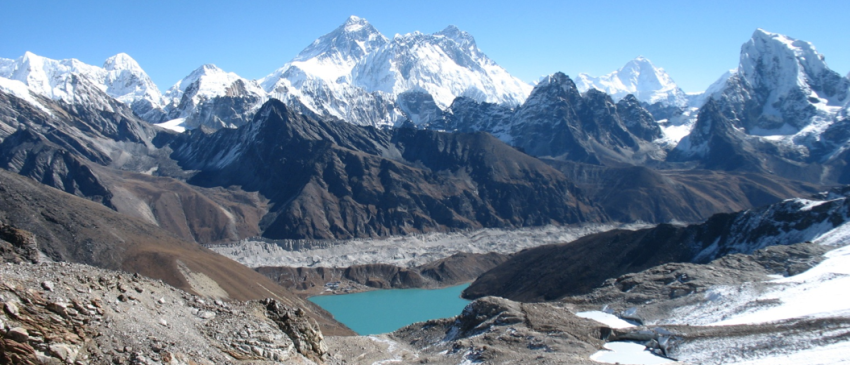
[1,19,845,243]
[4,20,849,188]
[2,15,850,364]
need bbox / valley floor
[212,222,652,269]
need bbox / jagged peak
[531,72,577,96]
[435,25,476,49]
[739,29,835,96]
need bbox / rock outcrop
[0,222,39,264]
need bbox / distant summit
[574,56,688,107]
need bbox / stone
[41,281,54,291]
[48,343,78,363]
[4,302,20,319]
[7,327,29,342]
[159,319,168,327]
[198,311,216,320]
[47,302,69,317]
[160,352,173,363]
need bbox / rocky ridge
[465,188,850,302]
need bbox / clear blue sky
[2,0,848,93]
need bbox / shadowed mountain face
[545,159,820,224]
[0,88,268,244]
[161,99,602,239]
[428,73,665,166]
[464,189,850,302]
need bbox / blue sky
[2,0,848,93]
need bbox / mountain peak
[435,25,476,49]
[103,53,142,72]
[739,28,839,102]
[574,57,686,107]
[169,63,252,97]
[197,63,223,73]
[342,15,369,32]
[21,51,39,60]
[291,16,387,64]
[532,72,578,96]
[18,51,47,68]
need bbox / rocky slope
[4,214,843,364]
[544,159,820,224]
[465,188,850,302]
[0,169,350,335]
[161,98,601,239]
[0,84,267,244]
[0,262,330,364]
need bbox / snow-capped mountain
[258,16,531,128]
[426,72,665,165]
[668,29,850,182]
[574,56,688,108]
[351,25,532,109]
[732,28,848,135]
[685,69,736,108]
[0,52,166,122]
[266,15,388,87]
[161,64,266,131]
[258,16,403,127]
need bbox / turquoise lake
[309,284,471,335]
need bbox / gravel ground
[211,223,651,269]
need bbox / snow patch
[155,118,187,133]
[0,77,53,114]
[575,311,636,329]
[590,342,674,364]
